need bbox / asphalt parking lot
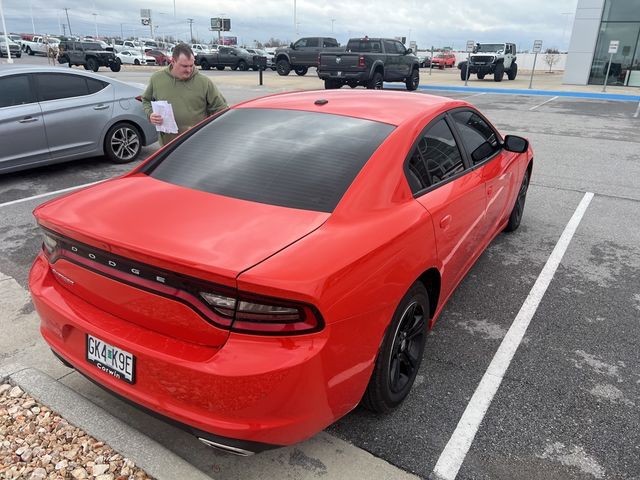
[1,62,639,479]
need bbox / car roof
[0,65,131,87]
[234,90,468,127]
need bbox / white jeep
[458,43,517,82]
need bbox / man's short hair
[172,43,194,60]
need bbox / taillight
[358,55,365,68]
[134,95,142,102]
[39,226,324,336]
[200,289,322,335]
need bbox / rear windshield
[346,39,382,53]
[147,108,394,212]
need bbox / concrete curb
[0,364,212,480]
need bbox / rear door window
[146,109,395,212]
[406,118,465,193]
[0,75,35,108]
[34,73,90,101]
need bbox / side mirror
[290,42,295,49]
[503,135,528,153]
[406,48,413,55]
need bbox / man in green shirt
[142,43,228,146]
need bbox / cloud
[2,0,578,50]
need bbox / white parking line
[633,100,640,118]
[462,92,487,100]
[431,191,594,480]
[0,181,101,209]
[529,96,558,111]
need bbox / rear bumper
[29,252,367,448]
[317,70,368,82]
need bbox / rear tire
[134,59,140,66]
[507,62,518,80]
[294,66,308,76]
[405,68,419,91]
[27,47,34,55]
[361,282,429,413]
[104,123,142,164]
[459,62,469,81]
[237,60,248,71]
[494,63,504,82]
[324,78,341,89]
[110,61,121,72]
[367,71,384,90]
[276,59,291,76]
[200,60,210,70]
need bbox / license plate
[86,334,135,384]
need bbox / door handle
[18,117,38,123]
[93,104,109,110]
[439,215,452,229]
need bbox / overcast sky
[2,0,579,51]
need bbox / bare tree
[544,48,560,72]
[264,37,287,48]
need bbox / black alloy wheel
[87,58,99,72]
[104,123,141,164]
[367,71,384,90]
[405,68,419,91]
[361,282,429,413]
[294,66,308,76]
[504,168,530,232]
[237,60,248,71]
[276,59,291,76]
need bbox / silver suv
[458,43,517,82]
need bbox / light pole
[92,13,98,39]
[0,0,14,63]
[331,18,335,34]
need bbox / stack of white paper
[151,101,179,134]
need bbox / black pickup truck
[195,46,257,71]
[273,37,342,76]
[317,37,420,90]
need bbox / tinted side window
[0,75,35,108]
[383,40,396,53]
[451,110,500,164]
[86,78,109,94]
[295,39,308,48]
[35,73,89,101]
[323,39,338,48]
[407,119,465,192]
[394,41,406,54]
[305,38,319,47]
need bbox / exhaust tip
[198,437,255,456]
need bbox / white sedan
[116,50,156,65]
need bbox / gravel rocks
[0,382,154,479]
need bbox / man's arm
[141,80,155,119]
[205,80,228,116]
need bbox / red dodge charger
[30,90,532,455]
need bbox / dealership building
[564,0,640,87]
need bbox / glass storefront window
[602,0,640,22]
[589,22,640,86]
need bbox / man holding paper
[142,43,228,146]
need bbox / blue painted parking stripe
[385,84,640,102]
